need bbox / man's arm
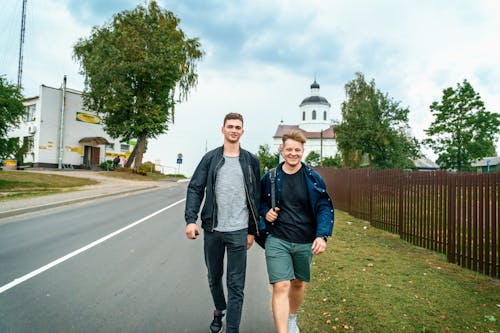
[311,171,334,238]
[184,156,209,224]
[248,156,261,236]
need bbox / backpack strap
[269,168,276,210]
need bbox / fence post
[348,170,352,214]
[369,169,373,224]
[447,173,455,264]
[492,172,499,278]
[398,170,404,238]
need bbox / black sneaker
[209,310,225,333]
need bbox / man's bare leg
[289,279,305,314]
[272,281,291,333]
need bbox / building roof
[471,156,500,167]
[413,156,439,170]
[299,96,331,106]
[299,80,331,107]
[273,124,336,139]
[299,95,331,107]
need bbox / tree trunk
[134,136,147,168]
[124,136,147,168]
[124,145,137,168]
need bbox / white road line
[0,198,186,295]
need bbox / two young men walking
[184,114,334,333]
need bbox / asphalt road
[0,184,275,332]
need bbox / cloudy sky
[1,0,499,175]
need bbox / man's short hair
[223,113,244,126]
[282,130,306,144]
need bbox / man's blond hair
[282,130,306,144]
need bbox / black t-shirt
[271,168,316,243]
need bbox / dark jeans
[204,228,247,333]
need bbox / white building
[6,82,132,169]
[273,80,339,161]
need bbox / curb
[0,185,159,219]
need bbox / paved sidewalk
[0,170,183,219]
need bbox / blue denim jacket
[259,162,334,238]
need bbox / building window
[302,111,305,121]
[24,104,36,121]
[323,111,327,120]
[312,110,316,120]
[105,143,115,150]
[23,136,34,153]
[120,143,130,152]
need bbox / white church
[273,80,339,161]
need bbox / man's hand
[312,237,327,255]
[247,234,255,249]
[265,207,280,223]
[185,223,200,240]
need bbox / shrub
[100,160,115,171]
[141,161,161,174]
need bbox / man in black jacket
[184,112,260,333]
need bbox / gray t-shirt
[214,155,248,232]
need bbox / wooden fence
[316,168,500,279]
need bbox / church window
[312,110,316,120]
[323,111,327,120]
[302,111,305,121]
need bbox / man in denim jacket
[260,130,334,333]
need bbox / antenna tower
[17,0,27,88]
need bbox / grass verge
[101,170,186,181]
[0,171,98,201]
[300,210,500,333]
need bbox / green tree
[257,144,279,175]
[335,72,419,169]
[0,76,26,162]
[322,153,342,168]
[73,1,203,168]
[305,150,321,167]
[424,80,500,171]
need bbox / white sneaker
[288,314,300,333]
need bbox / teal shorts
[265,235,313,283]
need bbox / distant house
[5,83,133,169]
[413,156,439,171]
[471,156,500,173]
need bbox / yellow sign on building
[76,112,101,124]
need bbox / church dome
[300,80,330,107]
[300,95,330,107]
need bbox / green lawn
[0,171,98,201]
[300,210,500,333]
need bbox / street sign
[177,158,183,164]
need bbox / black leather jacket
[184,146,261,235]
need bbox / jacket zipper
[243,176,259,236]
[211,156,225,231]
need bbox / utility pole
[58,76,67,169]
[17,0,27,89]
[320,130,323,166]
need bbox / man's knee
[290,279,305,290]
[272,280,291,295]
